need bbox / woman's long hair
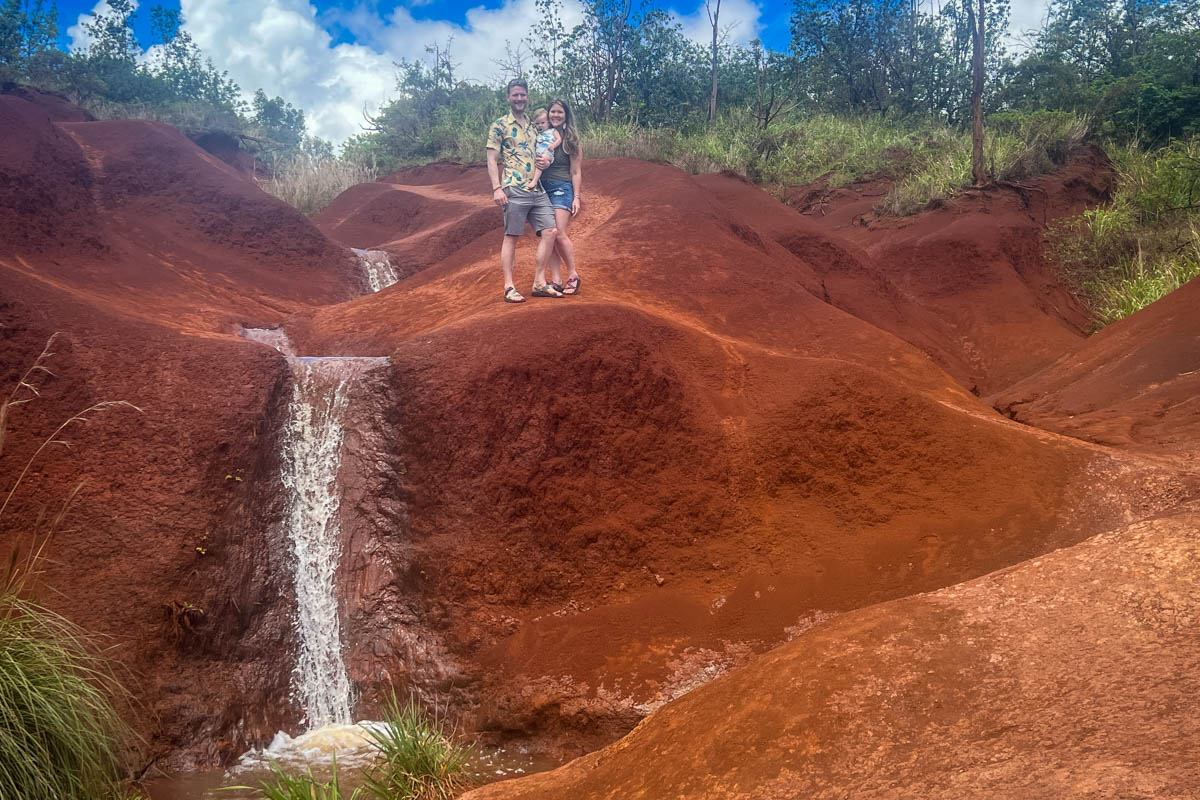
[549,98,580,156]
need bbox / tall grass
[258,154,379,216]
[578,109,1089,216]
[1,336,138,800]
[877,111,1090,215]
[1048,135,1200,325]
[0,569,132,800]
[359,694,472,800]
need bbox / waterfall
[240,326,295,356]
[353,248,399,292]
[278,354,387,729]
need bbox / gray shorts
[503,186,556,236]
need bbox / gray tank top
[542,146,573,183]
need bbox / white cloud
[67,0,140,54]
[1005,0,1052,51]
[370,0,587,85]
[673,0,764,48]
[179,0,393,144]
[178,0,588,145]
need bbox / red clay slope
[312,165,498,280]
[283,157,1193,754]
[464,505,1200,800]
[992,275,1200,453]
[0,93,360,332]
[697,146,1114,395]
[0,93,363,768]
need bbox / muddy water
[144,741,561,799]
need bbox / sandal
[504,287,526,303]
[531,283,564,298]
[563,276,581,295]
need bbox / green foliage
[253,89,306,151]
[350,49,503,171]
[998,0,1200,144]
[1048,135,1200,324]
[359,694,472,800]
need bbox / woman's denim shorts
[542,178,574,211]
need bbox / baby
[526,107,561,190]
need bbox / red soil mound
[464,507,1200,800]
[992,275,1200,452]
[698,147,1115,395]
[0,95,104,254]
[313,165,494,278]
[378,160,479,185]
[1,94,360,333]
[286,157,1193,753]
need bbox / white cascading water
[228,328,540,782]
[353,248,399,292]
[280,355,387,729]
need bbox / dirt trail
[2,92,1197,788]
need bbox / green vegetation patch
[1048,135,1200,326]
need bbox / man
[486,79,561,303]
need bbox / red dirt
[3,93,1198,796]
[464,506,1200,799]
[991,274,1200,453]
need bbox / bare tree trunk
[970,0,988,186]
[707,0,720,122]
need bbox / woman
[541,98,583,295]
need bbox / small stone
[654,574,665,586]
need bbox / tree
[749,39,798,129]
[82,0,137,63]
[252,89,306,149]
[526,0,567,94]
[0,0,24,79]
[1,0,59,83]
[148,6,240,110]
[969,0,988,185]
[706,0,720,121]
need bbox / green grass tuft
[359,694,472,800]
[0,335,139,800]
[0,589,132,800]
[231,695,472,800]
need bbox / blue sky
[55,0,793,53]
[53,0,1043,144]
